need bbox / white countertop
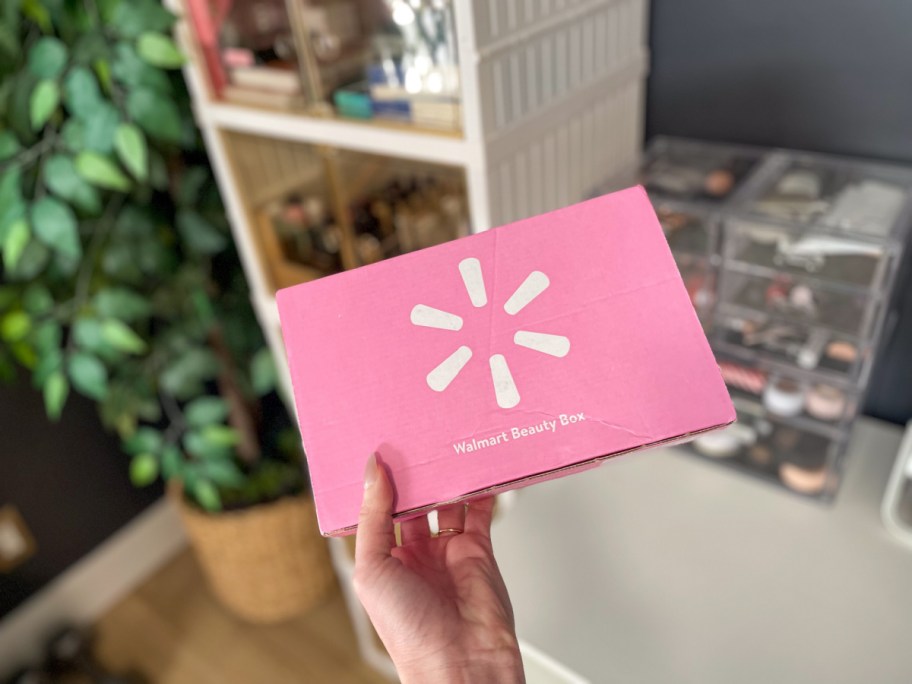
[493,417,912,684]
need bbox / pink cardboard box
[277,186,734,536]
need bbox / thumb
[354,453,396,572]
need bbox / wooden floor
[94,549,390,684]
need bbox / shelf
[642,136,767,205]
[203,101,472,167]
[716,301,864,345]
[677,442,838,503]
[712,339,861,389]
[729,394,847,441]
[731,149,912,243]
[672,251,711,268]
[253,291,282,336]
[721,258,884,299]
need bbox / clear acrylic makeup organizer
[641,137,912,502]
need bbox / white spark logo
[410,257,570,409]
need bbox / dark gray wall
[0,370,161,618]
[646,0,912,424]
[646,0,912,164]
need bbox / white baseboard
[0,497,187,676]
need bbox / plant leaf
[93,287,150,321]
[32,320,61,355]
[52,249,80,278]
[0,25,18,63]
[0,310,31,341]
[176,209,227,255]
[111,42,172,94]
[112,0,175,39]
[27,37,68,78]
[201,424,240,447]
[101,319,147,354]
[130,452,159,486]
[251,347,277,396]
[2,219,30,270]
[191,478,221,512]
[63,67,102,119]
[9,72,36,140]
[114,123,147,181]
[68,351,108,399]
[33,346,62,386]
[60,119,85,152]
[31,196,81,259]
[71,31,107,66]
[10,341,38,368]
[72,317,108,354]
[6,240,50,280]
[93,58,112,93]
[30,79,60,130]
[136,32,184,69]
[83,102,120,153]
[184,396,229,427]
[43,370,69,420]
[160,445,183,479]
[43,155,102,214]
[159,348,219,401]
[176,166,208,206]
[184,429,231,460]
[124,426,163,455]
[0,167,24,232]
[75,151,131,191]
[126,88,181,143]
[0,130,21,161]
[22,284,53,314]
[21,0,51,33]
[198,459,245,488]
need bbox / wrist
[397,640,525,684]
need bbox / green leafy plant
[0,0,304,511]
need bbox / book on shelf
[186,0,309,101]
[223,85,307,110]
[228,62,302,93]
[369,84,458,103]
[185,0,232,96]
[371,98,411,121]
[410,100,461,128]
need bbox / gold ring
[436,528,463,536]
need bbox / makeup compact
[763,377,806,417]
[778,435,832,496]
[806,384,848,422]
[693,422,756,459]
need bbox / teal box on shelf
[333,82,373,119]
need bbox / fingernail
[364,452,378,489]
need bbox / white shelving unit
[170,0,649,676]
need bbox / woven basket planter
[174,488,335,623]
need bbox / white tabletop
[493,417,912,684]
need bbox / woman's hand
[353,453,525,684]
